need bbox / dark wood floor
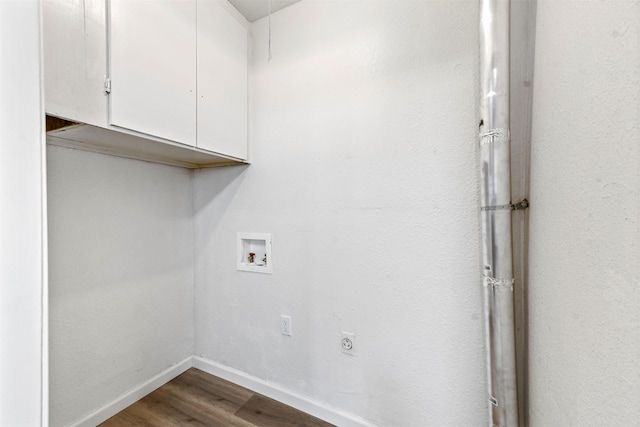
[99,368,334,427]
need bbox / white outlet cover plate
[341,332,355,355]
[281,315,292,336]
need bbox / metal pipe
[478,1,519,426]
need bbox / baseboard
[71,357,193,427]
[69,355,375,427]
[192,356,377,427]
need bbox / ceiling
[227,0,303,22]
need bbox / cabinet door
[43,0,108,127]
[197,0,248,159]
[109,0,197,146]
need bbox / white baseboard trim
[68,356,375,427]
[71,357,193,427]
[192,356,377,427]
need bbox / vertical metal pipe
[478,1,519,426]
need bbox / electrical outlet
[341,332,355,355]
[281,315,292,336]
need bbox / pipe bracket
[511,199,529,210]
[480,199,529,212]
[481,204,512,211]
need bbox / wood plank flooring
[99,368,334,427]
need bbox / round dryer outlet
[341,332,355,355]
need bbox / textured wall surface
[529,1,640,425]
[194,1,486,425]
[47,147,195,426]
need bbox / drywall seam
[70,357,192,427]
[193,356,378,427]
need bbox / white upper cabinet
[43,0,108,128]
[43,0,249,167]
[110,0,197,147]
[197,0,248,160]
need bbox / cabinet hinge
[104,77,111,94]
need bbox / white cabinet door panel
[197,0,247,159]
[110,0,197,146]
[43,0,108,127]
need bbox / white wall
[47,147,195,426]
[0,1,47,425]
[194,1,486,425]
[529,1,640,425]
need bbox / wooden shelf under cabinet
[46,115,246,169]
